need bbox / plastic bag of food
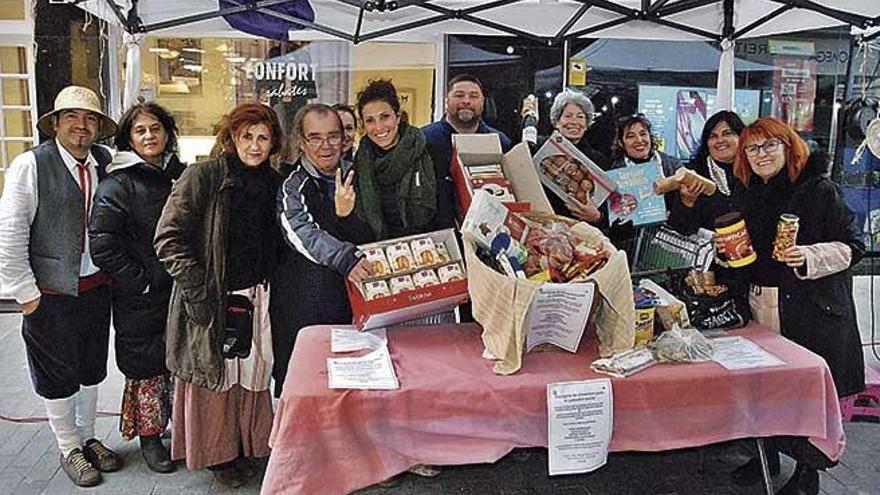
[648,323,714,363]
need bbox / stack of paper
[710,336,785,370]
[327,328,399,390]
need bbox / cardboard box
[450,134,553,218]
[346,229,469,330]
[533,131,616,209]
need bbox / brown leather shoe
[60,448,101,487]
[83,439,123,472]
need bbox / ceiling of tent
[80,0,880,43]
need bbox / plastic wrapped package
[649,324,715,363]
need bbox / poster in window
[771,59,817,132]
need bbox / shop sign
[771,58,817,132]
[248,61,318,99]
[568,58,587,87]
[768,40,815,57]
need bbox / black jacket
[734,152,865,397]
[89,151,186,379]
[667,156,738,235]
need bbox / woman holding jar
[729,116,864,495]
[352,79,447,239]
[154,102,283,487]
[89,102,184,473]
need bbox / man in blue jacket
[422,74,512,225]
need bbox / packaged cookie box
[346,228,469,330]
[450,133,553,219]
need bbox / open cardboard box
[346,228,469,330]
[450,133,553,218]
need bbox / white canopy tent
[76,0,880,115]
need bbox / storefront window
[1,44,35,192]
[136,37,436,163]
[567,27,850,161]
[0,0,26,21]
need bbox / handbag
[223,294,253,359]
[670,272,751,330]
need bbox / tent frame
[103,0,879,44]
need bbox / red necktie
[76,162,92,251]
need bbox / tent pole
[657,0,719,18]
[732,5,793,39]
[417,3,549,45]
[101,0,129,32]
[562,38,569,92]
[554,3,592,41]
[766,0,872,29]
[353,4,366,44]
[566,16,631,40]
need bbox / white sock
[45,395,80,457]
[76,385,99,442]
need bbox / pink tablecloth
[263,323,844,495]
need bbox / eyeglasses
[303,134,342,147]
[743,139,782,157]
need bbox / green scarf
[354,122,437,239]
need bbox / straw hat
[36,86,117,140]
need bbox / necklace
[706,156,731,196]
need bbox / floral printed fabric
[119,375,172,441]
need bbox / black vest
[29,140,111,296]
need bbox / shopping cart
[624,224,715,281]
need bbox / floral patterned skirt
[119,375,172,441]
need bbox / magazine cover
[532,132,616,209]
[605,161,667,226]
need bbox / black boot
[731,451,781,486]
[776,463,819,495]
[140,435,176,473]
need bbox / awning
[80,0,880,43]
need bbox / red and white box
[450,134,553,218]
[346,228,469,330]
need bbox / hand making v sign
[335,168,356,217]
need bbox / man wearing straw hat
[0,86,123,487]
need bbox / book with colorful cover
[605,160,667,226]
[532,132,616,209]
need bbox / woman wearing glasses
[351,79,447,240]
[274,103,373,397]
[729,117,864,495]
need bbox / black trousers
[21,285,111,400]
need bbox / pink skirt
[170,378,274,470]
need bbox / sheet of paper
[327,346,399,390]
[547,379,613,476]
[330,328,387,353]
[526,283,595,353]
[710,336,786,370]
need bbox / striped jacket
[277,157,373,276]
